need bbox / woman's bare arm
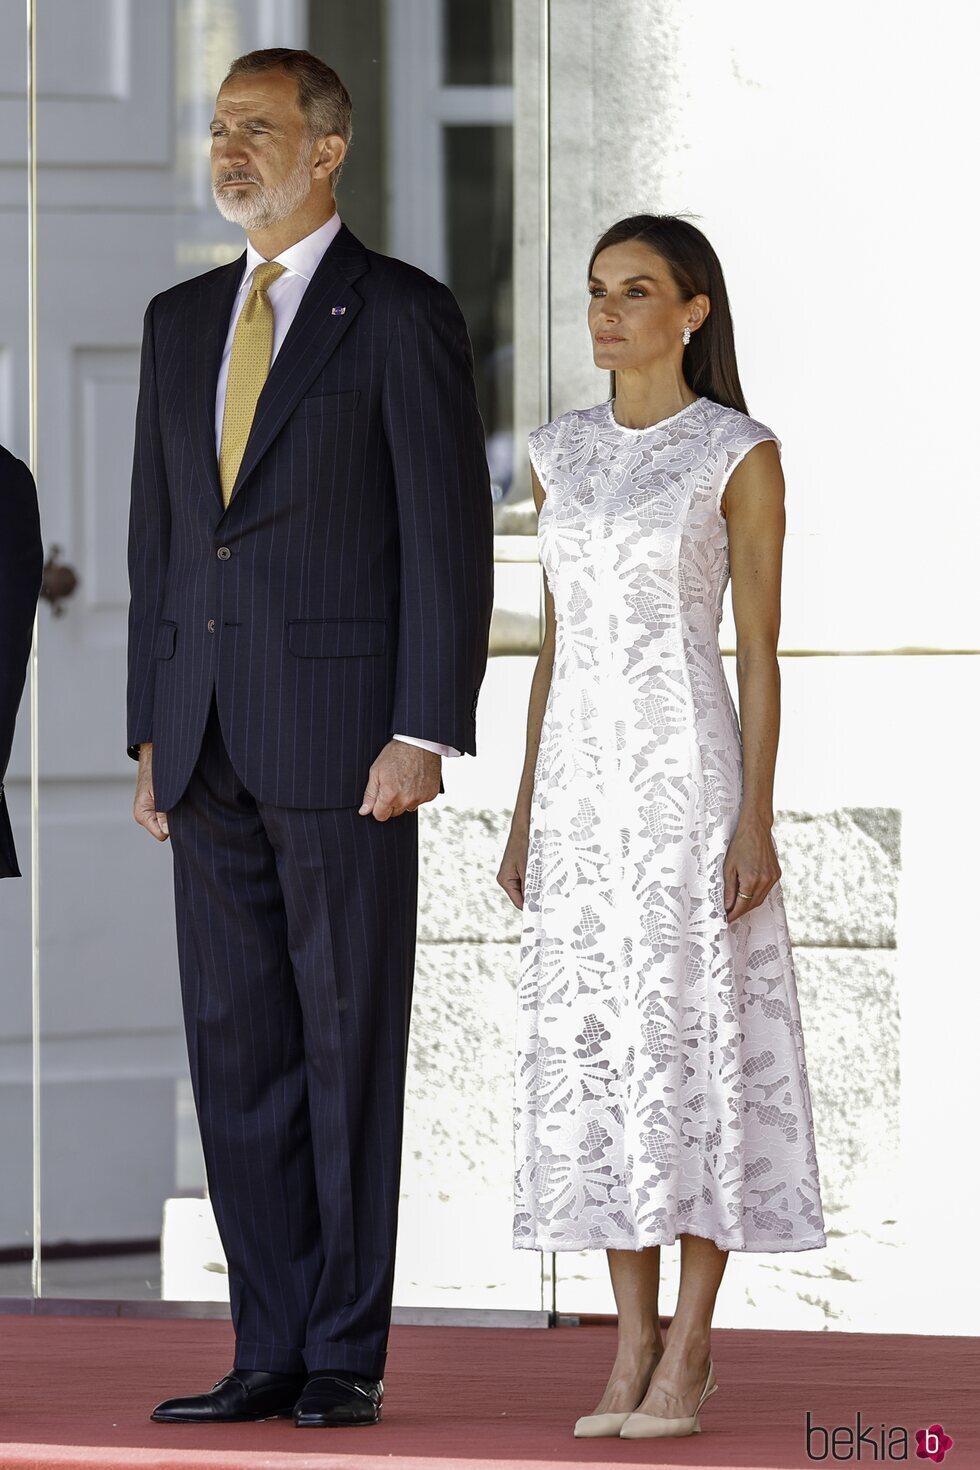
[722,438,786,920]
[497,463,555,907]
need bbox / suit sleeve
[0,453,42,879]
[126,297,171,759]
[0,455,43,780]
[380,278,494,757]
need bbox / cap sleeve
[715,413,782,517]
[528,418,560,495]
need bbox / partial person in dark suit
[127,49,493,1428]
[0,445,42,880]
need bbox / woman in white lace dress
[497,215,825,1440]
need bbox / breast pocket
[291,389,360,419]
[286,618,386,658]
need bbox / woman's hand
[723,814,780,923]
[497,823,530,910]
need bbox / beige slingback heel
[619,1357,719,1438]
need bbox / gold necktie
[218,260,286,507]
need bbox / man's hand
[133,742,169,841]
[359,740,441,821]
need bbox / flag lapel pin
[331,306,347,316]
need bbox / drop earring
[682,326,692,345]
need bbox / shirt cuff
[392,733,460,757]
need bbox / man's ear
[313,134,346,182]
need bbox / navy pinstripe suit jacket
[127,223,494,811]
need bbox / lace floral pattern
[513,397,826,1253]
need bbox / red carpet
[0,1315,976,1469]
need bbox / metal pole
[540,0,551,427]
[540,0,558,1325]
[536,0,552,648]
[26,0,42,1301]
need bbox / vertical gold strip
[26,0,41,1300]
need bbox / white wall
[538,0,979,651]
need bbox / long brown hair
[588,214,749,414]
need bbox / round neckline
[604,395,707,434]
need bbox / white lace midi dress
[513,396,826,1254]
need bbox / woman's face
[588,241,705,373]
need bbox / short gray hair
[223,48,353,187]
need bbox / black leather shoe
[150,1368,306,1423]
[293,1372,383,1427]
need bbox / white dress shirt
[215,212,459,759]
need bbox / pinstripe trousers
[168,696,418,1378]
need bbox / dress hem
[513,1229,827,1255]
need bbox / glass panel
[302,0,385,246]
[364,0,539,1309]
[543,1,980,1341]
[445,125,514,506]
[31,0,539,1318]
[34,0,251,1303]
[0,0,35,1300]
[443,0,512,85]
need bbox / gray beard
[212,142,314,230]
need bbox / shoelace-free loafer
[151,1368,306,1423]
[294,1372,383,1427]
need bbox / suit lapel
[223,224,370,508]
[187,254,246,512]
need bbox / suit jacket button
[207,618,215,633]
[216,546,231,561]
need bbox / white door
[0,0,303,1271]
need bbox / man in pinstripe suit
[127,49,493,1428]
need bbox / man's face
[210,68,315,230]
